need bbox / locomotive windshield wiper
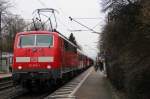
[19,39,22,48]
[48,44,51,48]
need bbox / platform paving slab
[75,70,116,99]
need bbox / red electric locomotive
[12,8,93,89]
[12,31,92,88]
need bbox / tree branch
[127,0,132,4]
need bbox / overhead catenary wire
[92,21,102,29]
[37,0,47,7]
[50,3,74,32]
[35,1,101,35]
[73,17,102,20]
[57,17,72,31]
[30,0,101,35]
[53,5,101,33]
[69,16,100,34]
[49,1,76,32]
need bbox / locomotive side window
[64,40,68,51]
[63,39,77,53]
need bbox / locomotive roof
[16,31,53,35]
[16,31,83,51]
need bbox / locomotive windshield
[19,34,53,47]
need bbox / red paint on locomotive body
[13,31,61,72]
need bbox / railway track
[0,80,14,91]
[0,86,27,99]
[0,76,14,91]
[0,76,27,99]
[0,67,92,99]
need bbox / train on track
[12,8,93,89]
[12,30,93,89]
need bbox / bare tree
[0,0,11,12]
[3,15,26,52]
[0,0,12,49]
[0,0,12,71]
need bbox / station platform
[74,68,116,99]
[0,73,12,79]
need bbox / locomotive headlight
[18,66,22,70]
[47,65,51,69]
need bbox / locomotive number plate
[30,57,38,62]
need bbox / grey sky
[10,0,106,59]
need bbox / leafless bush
[100,0,150,99]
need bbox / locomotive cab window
[36,35,53,47]
[19,34,53,48]
[20,35,35,47]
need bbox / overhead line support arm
[69,16,100,34]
